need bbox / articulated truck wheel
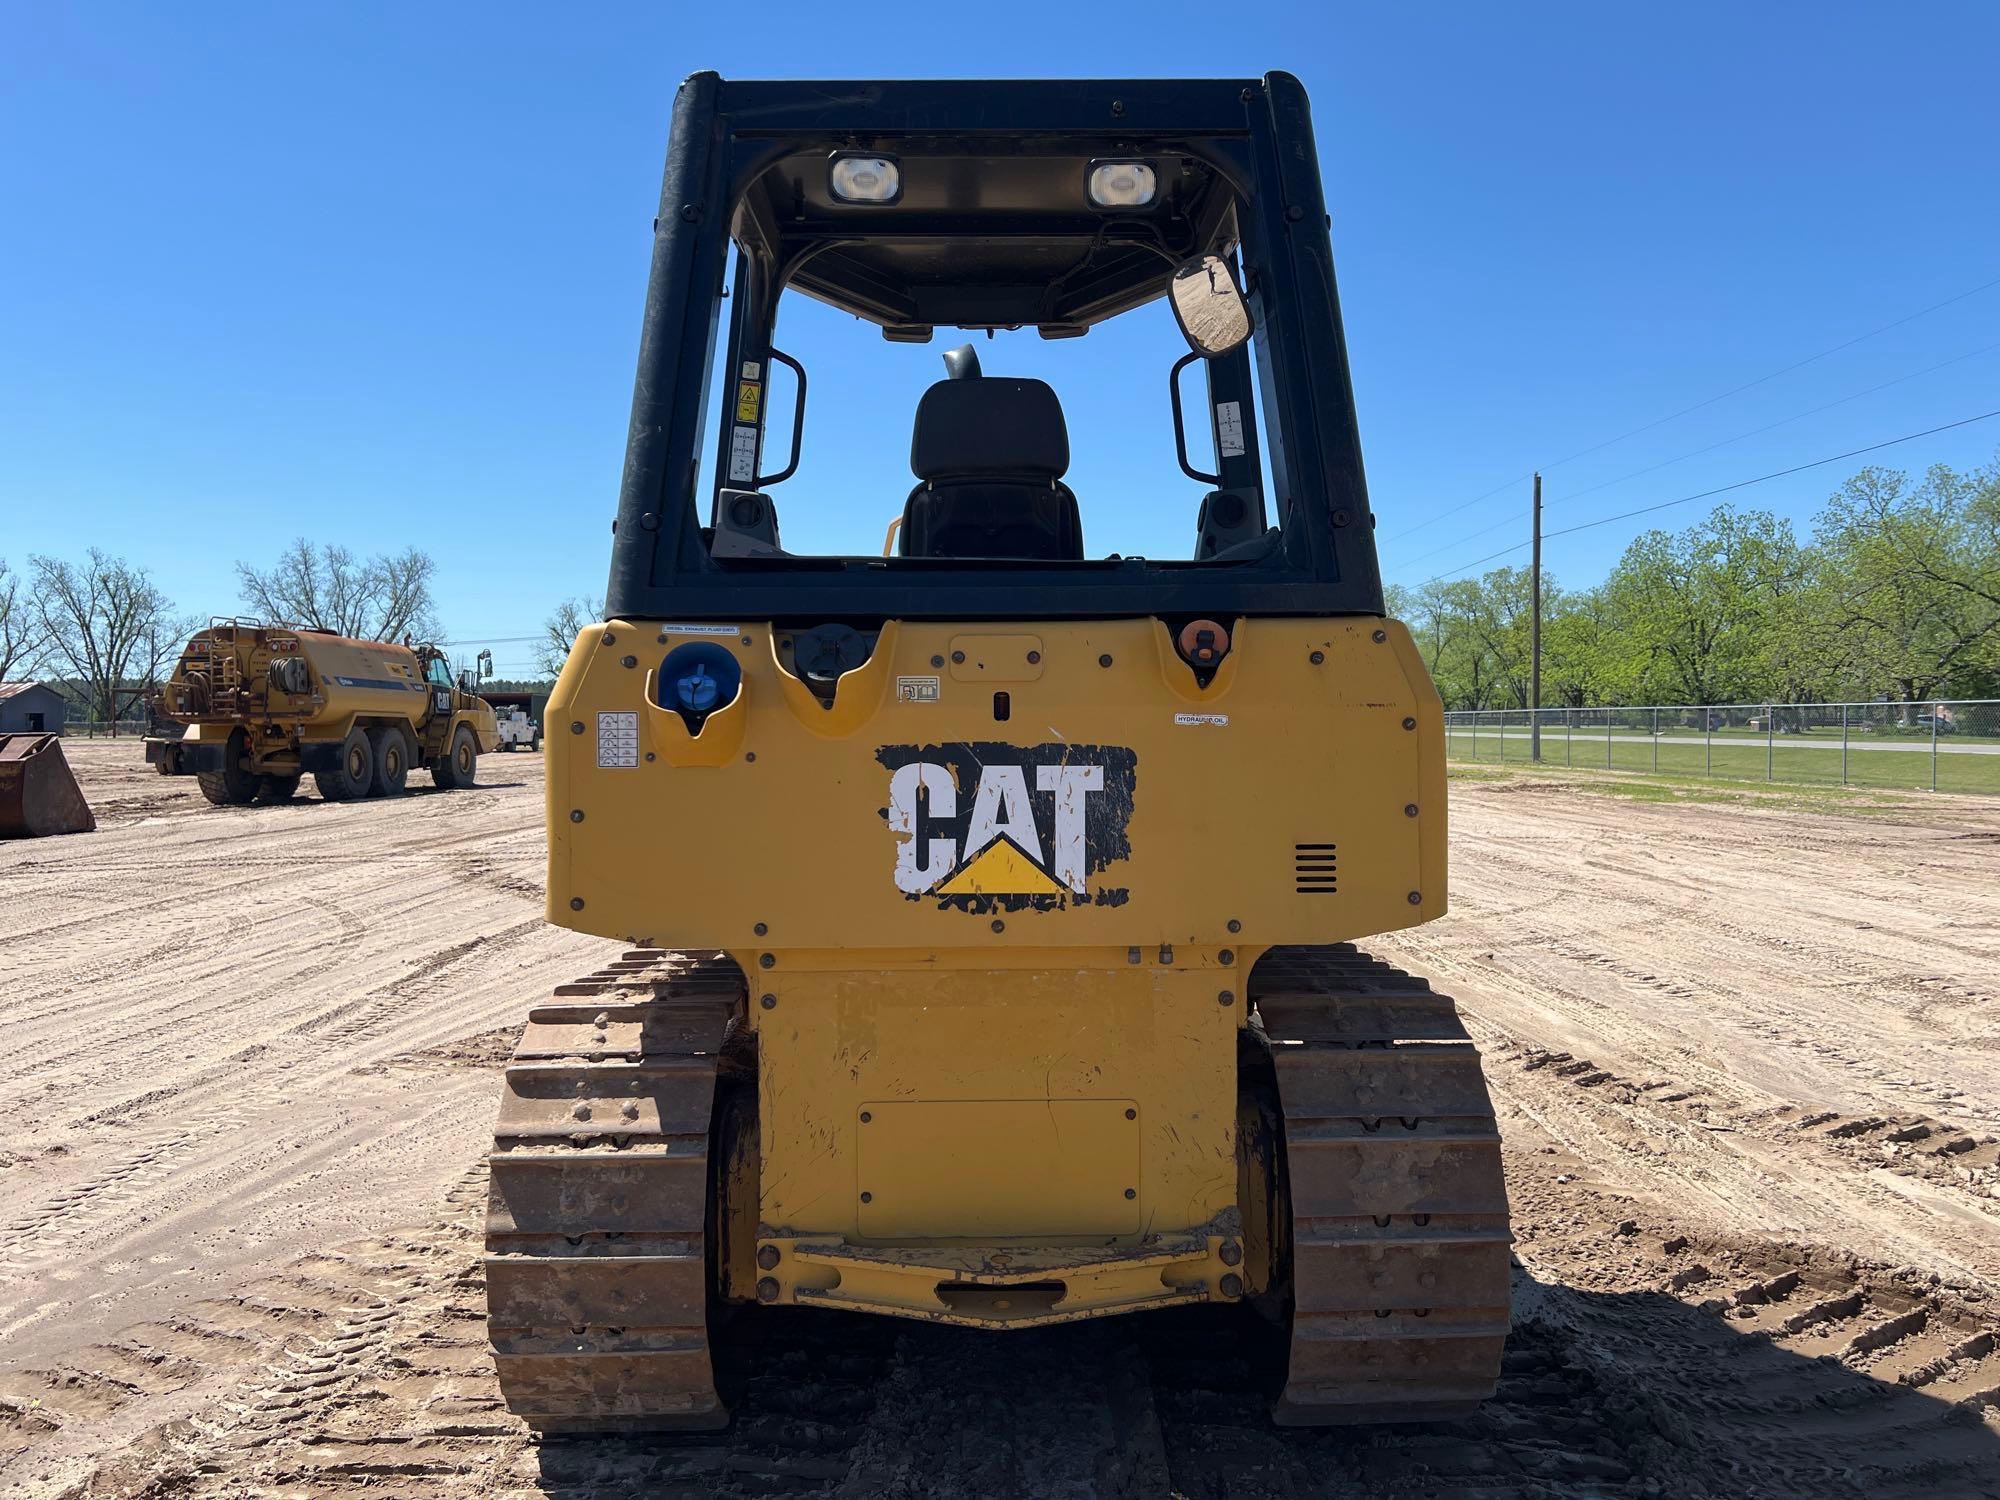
[196,729,258,806]
[433,725,479,790]
[314,727,374,802]
[369,727,410,796]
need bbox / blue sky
[4,2,1997,676]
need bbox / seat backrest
[902,372,1082,559]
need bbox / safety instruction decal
[876,742,1137,913]
[596,711,640,769]
[728,424,758,483]
[735,380,762,423]
[1216,400,1245,458]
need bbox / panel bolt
[1227,919,1241,934]
[1371,629,1387,644]
[603,632,616,645]
[759,953,775,968]
[745,752,756,762]
[1407,891,1422,905]
[570,897,585,911]
[991,919,1005,933]
[1220,1273,1244,1297]
[1099,653,1114,668]
[645,752,656,762]
[741,635,753,646]
[1026,650,1041,664]
[1310,650,1324,665]
[756,1276,779,1302]
[621,655,637,668]
[1332,509,1350,528]
[951,650,966,664]
[1404,803,1419,818]
[1219,1240,1243,1267]
[571,721,584,734]
[930,654,944,668]
[571,1103,591,1121]
[754,921,768,936]
[1402,717,1417,731]
[760,993,776,1010]
[570,809,585,823]
[1285,204,1304,222]
[1125,1108,1137,1120]
[860,1110,872,1123]
[860,1191,873,1203]
[1124,1188,1137,1199]
[757,1245,780,1271]
[1218,990,1235,1007]
[1218,948,1235,965]
[620,1101,639,1120]
[679,204,701,223]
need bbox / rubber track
[485,948,745,1431]
[1250,944,1512,1424]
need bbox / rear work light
[1087,160,1157,208]
[829,154,902,204]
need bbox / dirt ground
[2,743,1997,1498]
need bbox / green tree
[1815,461,2000,710]
[1599,507,1801,705]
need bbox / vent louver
[1294,843,1337,895]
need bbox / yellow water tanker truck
[145,620,498,805]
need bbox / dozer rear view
[486,72,1510,1430]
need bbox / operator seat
[899,345,1084,560]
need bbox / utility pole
[1530,472,1543,762]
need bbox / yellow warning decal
[936,838,1067,897]
[736,381,762,423]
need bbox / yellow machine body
[542,614,1444,1325]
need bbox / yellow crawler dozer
[486,72,1509,1430]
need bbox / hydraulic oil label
[876,742,1136,912]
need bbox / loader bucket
[0,734,96,838]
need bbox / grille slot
[1294,843,1338,895]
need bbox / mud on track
[2,749,1998,1497]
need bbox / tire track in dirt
[8,1146,1999,1498]
[0,744,616,1370]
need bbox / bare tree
[0,559,45,683]
[29,550,179,727]
[538,596,603,678]
[236,539,439,641]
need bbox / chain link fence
[1444,700,2000,794]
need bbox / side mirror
[1169,253,1251,357]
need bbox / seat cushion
[901,480,1082,560]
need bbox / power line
[1411,407,2000,588]
[1394,336,2000,574]
[1386,270,2000,543]
[1552,338,2000,510]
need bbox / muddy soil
[2,747,1996,1497]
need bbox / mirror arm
[755,347,807,487]
[1169,350,1221,485]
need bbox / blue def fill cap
[657,641,742,729]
